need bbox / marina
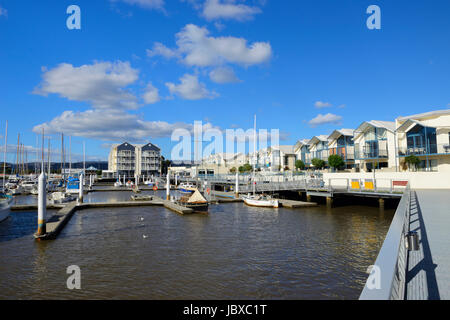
[0,187,395,300]
[1,0,449,304]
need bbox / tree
[311,158,326,169]
[239,163,252,173]
[230,167,236,173]
[328,154,345,171]
[405,155,420,171]
[295,160,305,171]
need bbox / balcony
[312,150,329,161]
[355,146,388,160]
[398,144,450,157]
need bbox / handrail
[359,183,411,300]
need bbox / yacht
[48,191,76,204]
[0,192,13,223]
[243,194,279,208]
[178,182,196,194]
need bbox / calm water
[0,191,394,300]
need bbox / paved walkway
[407,189,450,300]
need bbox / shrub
[295,160,305,170]
[328,154,345,170]
[311,158,326,169]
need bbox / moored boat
[178,182,196,194]
[0,193,13,223]
[243,194,279,208]
[176,189,209,213]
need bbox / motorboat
[0,192,13,223]
[114,179,123,187]
[48,191,76,204]
[176,189,209,213]
[178,182,196,194]
[243,194,279,208]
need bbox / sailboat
[1,121,12,223]
[243,115,279,208]
[176,189,209,213]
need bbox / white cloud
[314,101,333,108]
[142,83,160,104]
[308,113,343,127]
[166,74,217,100]
[146,42,180,59]
[209,66,241,83]
[32,109,216,142]
[149,24,272,67]
[33,61,140,110]
[202,0,262,21]
[111,0,165,10]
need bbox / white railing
[359,183,411,300]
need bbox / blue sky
[0,0,449,162]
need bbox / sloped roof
[355,120,396,134]
[327,129,354,141]
[397,108,450,121]
[308,135,329,145]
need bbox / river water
[0,191,394,300]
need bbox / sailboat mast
[83,141,86,173]
[41,128,45,174]
[253,114,257,195]
[69,136,71,177]
[48,138,51,176]
[2,121,8,190]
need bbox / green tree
[405,155,420,171]
[311,158,326,169]
[230,167,236,173]
[295,160,305,171]
[328,154,345,171]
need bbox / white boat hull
[243,197,279,208]
[0,208,9,223]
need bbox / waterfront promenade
[407,189,450,299]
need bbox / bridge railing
[359,183,411,300]
[327,178,409,194]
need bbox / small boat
[48,191,76,204]
[0,192,13,223]
[176,189,209,213]
[243,194,279,208]
[21,180,37,194]
[126,180,134,188]
[114,180,123,187]
[131,194,153,201]
[178,182,196,194]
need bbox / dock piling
[79,173,84,203]
[166,172,170,200]
[36,172,47,236]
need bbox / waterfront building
[308,135,330,166]
[294,139,311,167]
[327,129,355,169]
[353,121,396,172]
[395,109,450,172]
[267,145,296,171]
[108,142,161,178]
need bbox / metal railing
[359,183,411,300]
[398,143,450,156]
[355,146,388,159]
[327,178,408,195]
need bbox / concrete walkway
[408,189,450,300]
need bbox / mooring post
[175,174,178,187]
[166,171,170,200]
[235,172,239,198]
[326,196,333,207]
[36,172,47,236]
[79,173,84,203]
[379,198,385,210]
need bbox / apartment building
[308,135,330,166]
[108,142,161,178]
[396,109,450,172]
[327,129,355,169]
[353,121,397,172]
